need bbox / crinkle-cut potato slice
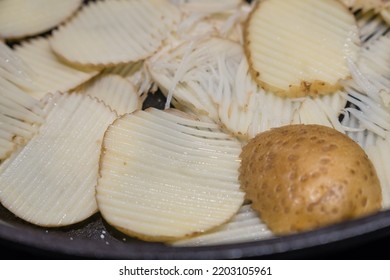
[0,76,45,162]
[171,204,273,246]
[171,0,243,13]
[245,0,360,98]
[357,34,390,96]
[148,37,243,121]
[0,0,82,40]
[101,62,154,99]
[0,93,117,227]
[339,0,387,12]
[292,94,347,132]
[14,37,98,100]
[97,108,245,241]
[217,57,300,140]
[0,41,39,92]
[50,0,180,67]
[78,74,141,115]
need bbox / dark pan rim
[1,208,390,259]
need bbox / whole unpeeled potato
[240,124,382,235]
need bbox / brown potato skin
[239,124,382,235]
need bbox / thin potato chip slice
[148,37,243,120]
[218,57,300,139]
[0,41,38,91]
[171,204,272,246]
[0,93,117,227]
[339,0,387,12]
[0,76,45,162]
[245,0,360,98]
[171,0,243,13]
[50,0,180,67]
[14,37,98,100]
[102,62,154,99]
[78,74,141,115]
[0,0,82,39]
[292,94,346,132]
[97,108,244,241]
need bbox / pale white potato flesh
[0,76,45,162]
[292,94,347,132]
[171,0,243,13]
[78,74,141,116]
[245,0,360,97]
[0,41,39,91]
[97,108,244,241]
[148,37,243,120]
[0,0,82,39]
[218,56,300,140]
[339,0,388,12]
[171,204,272,246]
[340,35,390,139]
[0,93,117,227]
[14,37,98,100]
[102,62,154,99]
[50,0,180,67]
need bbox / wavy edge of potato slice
[96,108,245,242]
[0,92,117,227]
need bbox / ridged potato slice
[171,204,272,246]
[0,0,82,40]
[101,62,154,100]
[0,76,45,162]
[0,93,117,227]
[339,0,387,12]
[148,37,243,120]
[50,0,180,67]
[0,41,38,91]
[292,94,347,132]
[171,0,243,13]
[14,37,98,100]
[245,0,360,98]
[78,74,141,115]
[97,108,244,241]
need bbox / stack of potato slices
[1,0,390,247]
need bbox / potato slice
[0,93,117,227]
[78,74,141,115]
[148,37,243,120]
[50,0,180,67]
[171,0,243,13]
[292,94,347,132]
[245,0,360,98]
[97,108,244,241]
[171,204,272,246]
[14,37,98,100]
[0,76,45,162]
[0,0,82,39]
[102,62,154,100]
[0,41,38,91]
[339,0,387,12]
